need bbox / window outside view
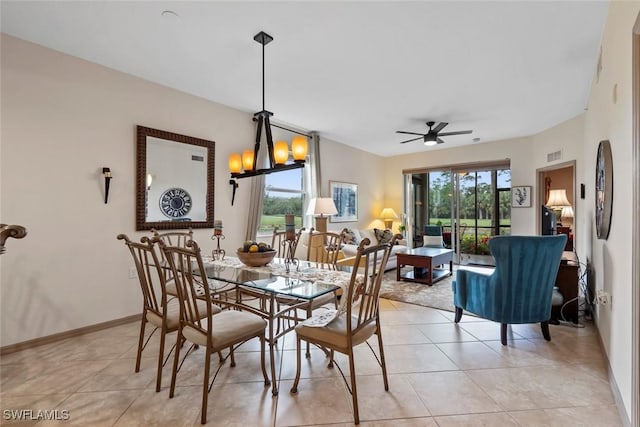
[258,168,304,237]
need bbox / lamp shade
[228,153,242,174]
[242,150,255,171]
[379,208,398,220]
[546,189,571,208]
[380,207,398,230]
[306,197,338,216]
[561,206,574,219]
[273,141,289,164]
[291,135,308,161]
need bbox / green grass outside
[259,215,303,232]
[428,218,511,227]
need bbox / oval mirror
[136,125,215,230]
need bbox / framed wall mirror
[136,126,215,231]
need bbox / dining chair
[306,228,344,269]
[117,234,220,393]
[290,235,399,424]
[151,228,194,296]
[423,224,444,247]
[271,226,305,260]
[157,238,270,425]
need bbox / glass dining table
[200,256,351,395]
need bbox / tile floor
[1,299,622,426]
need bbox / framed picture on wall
[511,186,532,208]
[330,181,358,222]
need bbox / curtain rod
[270,122,312,138]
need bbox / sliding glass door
[404,163,511,266]
[455,169,511,265]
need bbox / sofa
[296,228,408,270]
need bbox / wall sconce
[102,167,112,204]
[229,179,239,206]
[146,173,153,190]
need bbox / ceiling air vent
[547,150,562,163]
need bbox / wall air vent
[547,150,562,163]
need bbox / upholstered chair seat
[146,298,218,331]
[294,314,377,350]
[181,310,267,348]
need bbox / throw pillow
[342,228,360,245]
[374,228,394,244]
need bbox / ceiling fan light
[423,133,437,146]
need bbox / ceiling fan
[397,121,472,146]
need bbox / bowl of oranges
[236,241,276,267]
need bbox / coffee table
[396,247,454,285]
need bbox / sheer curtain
[304,131,321,229]
[245,174,266,241]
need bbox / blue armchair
[452,235,567,345]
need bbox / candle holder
[282,213,299,273]
[211,233,226,260]
[283,240,299,273]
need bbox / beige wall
[581,0,639,416]
[0,35,383,346]
[319,138,385,232]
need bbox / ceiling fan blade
[438,130,473,137]
[396,131,425,136]
[432,122,448,133]
[399,136,424,144]
[437,138,446,144]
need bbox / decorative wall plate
[595,140,613,240]
[160,187,192,219]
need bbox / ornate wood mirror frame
[136,125,215,231]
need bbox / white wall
[581,1,639,416]
[0,34,385,346]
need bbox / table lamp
[561,206,574,230]
[546,189,571,223]
[380,208,398,230]
[306,197,337,233]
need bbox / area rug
[380,267,457,312]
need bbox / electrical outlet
[129,266,138,279]
[596,289,610,305]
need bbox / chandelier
[228,31,308,182]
